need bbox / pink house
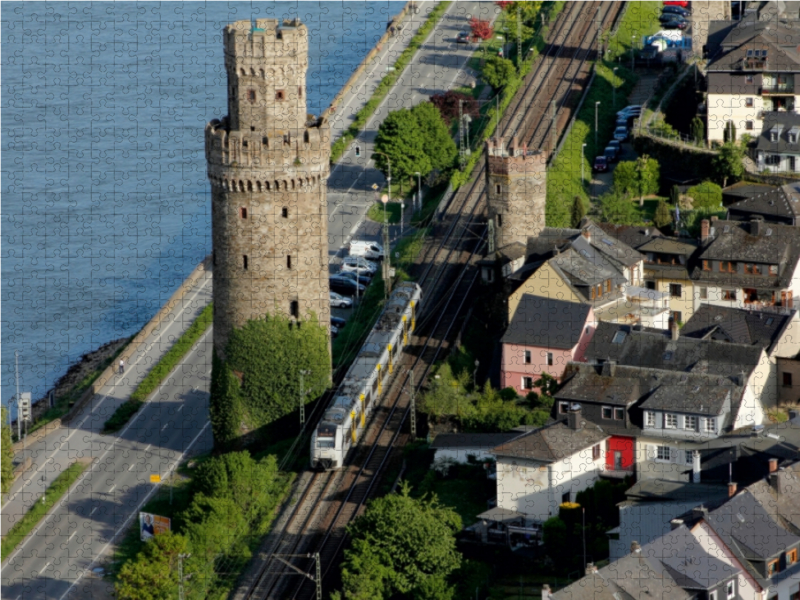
[501,295,596,394]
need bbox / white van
[342,255,378,273]
[349,240,384,260]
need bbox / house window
[685,415,698,431]
[559,402,570,414]
[704,418,717,433]
[769,265,778,275]
[275,89,285,101]
[646,411,656,427]
[726,581,735,600]
[290,300,299,319]
[719,261,736,273]
[783,372,793,387]
[669,284,682,298]
[602,406,613,419]
[243,255,249,270]
[524,350,532,364]
[665,414,678,429]
[685,450,694,465]
[282,207,289,218]
[703,260,711,271]
[709,592,718,600]
[672,311,682,324]
[606,279,612,293]
[746,120,754,131]
[298,86,303,99]
[546,352,554,366]
[614,407,624,421]
[657,446,671,461]
[700,287,708,299]
[787,548,798,565]
[768,559,779,576]
[522,377,533,390]
[612,331,627,344]
[746,97,754,107]
[592,444,601,460]
[745,75,754,84]
[645,280,656,290]
[240,207,248,219]
[723,289,737,301]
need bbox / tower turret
[207,19,331,359]
[485,137,547,250]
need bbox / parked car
[593,156,608,173]
[613,126,629,142]
[329,291,353,309]
[663,0,689,7]
[331,316,347,329]
[330,325,339,338]
[329,275,366,297]
[659,12,687,23]
[662,17,688,29]
[456,31,470,44]
[616,116,630,128]
[617,105,642,118]
[349,240,384,260]
[342,255,378,273]
[604,146,619,162]
[662,5,690,17]
[608,139,622,155]
[339,270,372,287]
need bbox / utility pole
[178,553,192,600]
[595,101,601,148]
[551,99,557,154]
[409,370,416,440]
[612,67,619,109]
[458,100,466,170]
[299,369,311,426]
[582,508,587,569]
[14,350,21,442]
[516,4,522,69]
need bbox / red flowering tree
[429,91,479,126]
[469,17,494,42]
[495,1,514,9]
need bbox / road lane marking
[39,561,51,575]
[57,420,212,600]
[89,507,97,516]
[68,532,76,543]
[161,424,168,431]
[143,444,151,454]
[177,405,183,412]
[108,485,115,494]
[128,463,135,471]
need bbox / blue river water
[1,1,404,414]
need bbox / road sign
[371,183,379,190]
[150,474,161,483]
[19,392,31,422]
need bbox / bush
[687,181,723,211]
[482,56,518,90]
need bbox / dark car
[608,139,623,156]
[329,275,365,297]
[338,270,372,286]
[662,5,690,17]
[658,12,687,23]
[662,18,688,29]
[613,126,629,142]
[331,316,347,329]
[593,156,608,173]
[456,31,470,44]
[604,146,619,162]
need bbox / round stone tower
[485,137,547,250]
[206,18,331,359]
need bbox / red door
[606,436,634,471]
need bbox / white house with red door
[500,295,596,395]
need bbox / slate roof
[726,182,800,223]
[708,17,800,72]
[681,304,793,354]
[552,372,641,406]
[492,418,608,463]
[723,181,779,203]
[430,432,520,450]
[640,380,732,416]
[638,237,698,256]
[596,222,664,251]
[585,321,765,380]
[501,295,592,349]
[581,220,645,268]
[623,479,730,505]
[549,246,621,288]
[756,112,800,155]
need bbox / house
[706,15,800,143]
[726,182,800,225]
[607,478,731,562]
[430,432,519,466]
[490,405,609,523]
[756,112,800,173]
[638,236,699,324]
[691,217,800,314]
[723,182,781,210]
[500,295,595,394]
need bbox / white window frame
[685,450,693,465]
[726,580,735,599]
[704,417,717,433]
[665,413,678,429]
[524,350,532,364]
[656,446,671,461]
[559,401,569,414]
[709,591,717,600]
[685,415,698,431]
[522,376,533,390]
[646,411,656,427]
[546,352,554,366]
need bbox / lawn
[366,201,403,224]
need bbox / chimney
[728,482,738,497]
[631,541,641,554]
[692,450,701,484]
[769,457,779,473]
[711,215,719,222]
[669,316,679,341]
[692,506,709,521]
[670,518,685,530]
[542,584,553,600]
[751,217,763,236]
[770,468,786,494]
[582,229,591,242]
[568,403,583,431]
[701,219,710,242]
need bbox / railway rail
[242,3,626,598]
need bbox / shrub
[687,181,723,211]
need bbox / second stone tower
[206,18,331,358]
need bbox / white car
[329,292,353,309]
[349,240,384,260]
[341,262,374,277]
[342,255,378,273]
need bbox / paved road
[1,4,499,597]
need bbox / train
[310,282,422,470]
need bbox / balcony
[601,465,635,479]
[762,83,795,94]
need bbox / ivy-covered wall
[633,133,715,185]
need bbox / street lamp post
[612,67,619,109]
[381,194,391,299]
[582,143,587,185]
[415,171,421,212]
[631,35,636,71]
[595,101,601,148]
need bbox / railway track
[242,4,626,598]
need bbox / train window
[371,379,378,397]
[317,439,335,449]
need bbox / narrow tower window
[298,86,303,99]
[276,89,285,101]
[243,255,249,270]
[240,207,248,219]
[290,300,299,319]
[497,213,503,227]
[287,255,292,270]
[247,89,256,103]
[282,207,289,218]
[496,184,501,194]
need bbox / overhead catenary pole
[516,4,522,69]
[15,350,21,442]
[409,370,416,440]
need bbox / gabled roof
[581,220,645,268]
[708,17,800,72]
[549,246,622,288]
[640,381,731,416]
[726,182,800,222]
[501,295,592,349]
[624,479,730,505]
[596,222,664,251]
[638,237,698,256]
[756,112,800,154]
[492,418,608,462]
[681,304,793,354]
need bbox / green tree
[687,181,723,211]
[374,107,433,191]
[341,482,462,599]
[599,191,639,225]
[570,195,586,227]
[613,161,638,197]
[210,313,330,448]
[418,363,473,421]
[115,531,190,600]
[690,116,705,144]
[411,101,458,176]
[653,199,672,229]
[635,154,660,206]
[723,120,737,143]
[1,408,13,494]
[482,56,518,90]
[495,1,544,43]
[713,142,745,186]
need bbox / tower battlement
[486,136,547,176]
